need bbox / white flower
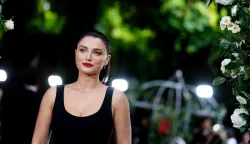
[220,16,231,25]
[236,96,247,104]
[221,66,226,73]
[240,66,245,72]
[230,108,248,129]
[235,42,240,48]
[231,24,240,33]
[235,40,245,48]
[215,0,235,5]
[5,19,14,30]
[232,53,240,60]
[220,23,227,30]
[235,20,241,24]
[241,40,245,44]
[231,72,237,78]
[221,58,231,66]
[237,40,245,48]
[231,5,237,16]
[227,22,234,31]
[232,53,239,57]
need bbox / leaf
[239,105,246,109]
[232,87,239,96]
[224,70,233,78]
[240,91,250,99]
[222,50,233,58]
[243,7,250,16]
[240,127,247,133]
[244,67,250,80]
[235,85,248,92]
[237,73,245,85]
[212,76,226,85]
[239,113,249,120]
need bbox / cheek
[76,54,84,61]
[95,57,105,64]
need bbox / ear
[105,55,111,66]
[75,50,77,61]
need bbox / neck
[74,72,102,90]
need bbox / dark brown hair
[78,31,111,84]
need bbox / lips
[82,63,93,67]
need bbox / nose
[85,52,92,61]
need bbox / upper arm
[32,86,56,144]
[112,89,131,144]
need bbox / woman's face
[75,36,110,76]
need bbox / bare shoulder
[112,88,129,107]
[42,86,57,108]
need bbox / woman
[32,31,131,144]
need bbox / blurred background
[0,0,249,143]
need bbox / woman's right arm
[32,87,56,144]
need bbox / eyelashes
[79,49,102,56]
[94,52,102,55]
[80,49,86,52]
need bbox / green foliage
[26,0,66,35]
[95,0,225,81]
[95,2,158,60]
[212,76,226,85]
[210,0,250,132]
[160,0,222,53]
[95,0,223,55]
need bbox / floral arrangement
[209,0,250,133]
[0,0,14,31]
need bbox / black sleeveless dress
[50,85,114,144]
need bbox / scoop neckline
[62,85,109,118]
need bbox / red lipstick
[82,62,93,67]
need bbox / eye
[80,49,86,52]
[94,52,102,55]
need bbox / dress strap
[53,85,64,113]
[106,86,114,109]
[100,86,114,117]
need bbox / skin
[241,132,250,144]
[201,119,211,131]
[32,36,131,144]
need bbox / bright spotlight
[196,85,213,98]
[112,79,128,91]
[48,75,62,87]
[0,69,7,82]
[213,124,220,131]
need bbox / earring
[103,65,106,69]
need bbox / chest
[63,90,106,117]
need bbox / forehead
[78,36,106,50]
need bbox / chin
[80,68,98,76]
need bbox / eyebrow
[79,45,103,51]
